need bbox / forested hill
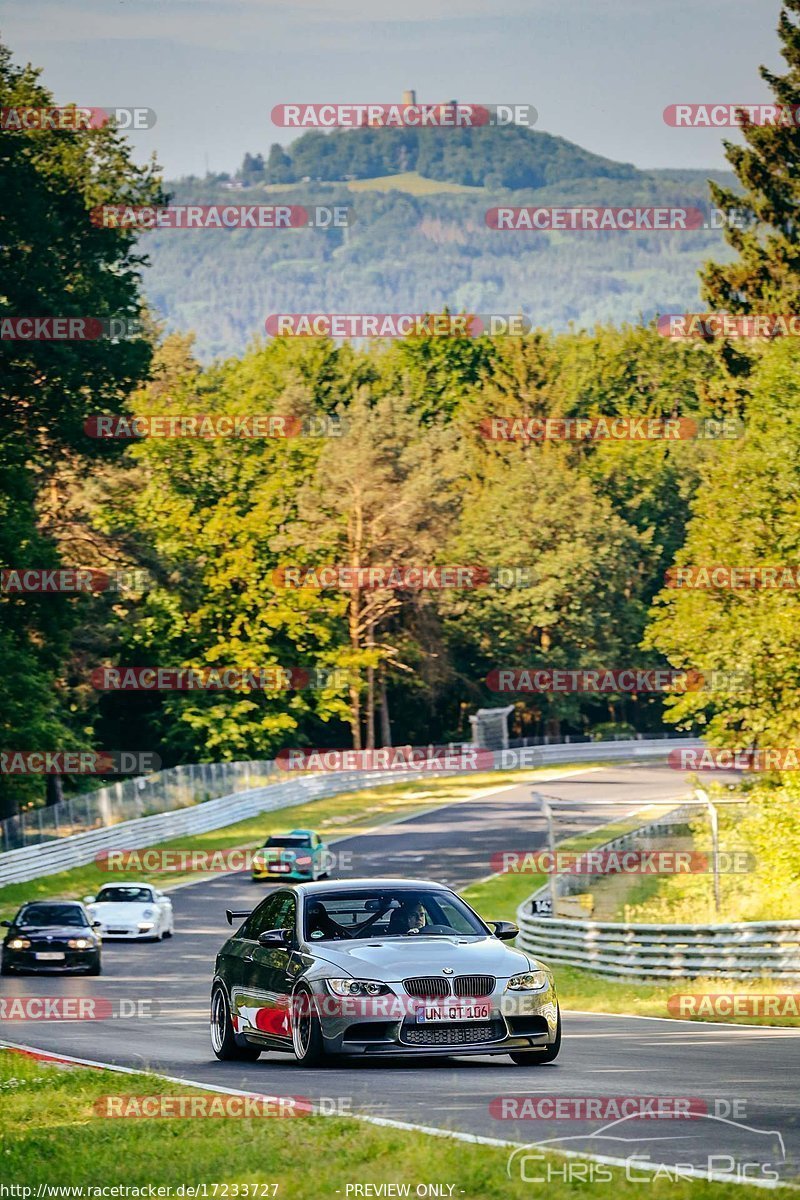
[242,122,642,189]
[143,124,737,360]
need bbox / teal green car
[251,829,330,882]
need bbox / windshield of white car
[264,836,311,848]
[17,904,89,928]
[96,887,153,903]
[303,889,486,941]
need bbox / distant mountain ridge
[146,124,737,360]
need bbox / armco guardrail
[0,737,698,887]
[516,910,800,980]
[516,804,800,981]
[0,760,280,853]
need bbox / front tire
[291,985,325,1066]
[210,985,261,1062]
[509,1006,561,1065]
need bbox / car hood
[89,902,152,920]
[307,935,532,980]
[8,924,93,941]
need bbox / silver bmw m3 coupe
[211,878,560,1065]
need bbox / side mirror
[258,927,291,947]
[490,920,519,942]
[92,921,102,929]
[0,920,11,928]
[83,896,96,904]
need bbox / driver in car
[388,900,426,934]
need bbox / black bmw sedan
[210,877,560,1066]
[1,901,102,975]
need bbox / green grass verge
[0,766,597,921]
[0,1051,792,1197]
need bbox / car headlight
[8,938,30,950]
[507,971,548,991]
[141,908,154,918]
[295,856,312,866]
[68,938,93,949]
[138,922,154,931]
[324,979,391,997]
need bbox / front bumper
[96,924,155,939]
[2,948,100,973]
[251,865,312,881]
[309,980,559,1057]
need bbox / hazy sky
[2,0,785,179]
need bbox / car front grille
[402,1020,505,1047]
[403,976,451,998]
[453,974,495,997]
[29,940,69,952]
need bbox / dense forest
[3,0,800,818]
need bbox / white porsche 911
[84,884,174,941]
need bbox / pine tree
[702,2,800,312]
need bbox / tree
[645,340,800,748]
[380,322,496,423]
[702,2,800,312]
[440,448,652,738]
[239,152,265,184]
[0,41,163,816]
[291,390,461,749]
[265,143,295,183]
[93,338,354,763]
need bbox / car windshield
[264,836,310,848]
[17,903,88,929]
[303,889,487,942]
[96,887,153,903]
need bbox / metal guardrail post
[533,791,558,918]
[696,786,721,916]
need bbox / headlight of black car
[324,979,392,997]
